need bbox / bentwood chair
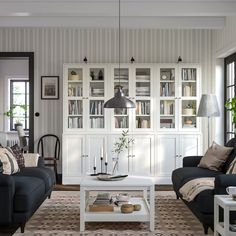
[37,134,60,182]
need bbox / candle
[94,156,96,167]
[105,152,108,163]
[101,147,103,158]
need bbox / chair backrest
[37,134,60,160]
[16,125,28,152]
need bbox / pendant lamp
[104,0,135,109]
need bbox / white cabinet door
[131,135,154,176]
[86,135,107,175]
[156,135,178,181]
[62,134,86,184]
[177,134,201,168]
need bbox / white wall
[0,28,214,169]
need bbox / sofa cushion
[0,148,19,175]
[7,144,25,168]
[227,156,236,174]
[198,141,233,171]
[172,167,222,192]
[14,167,55,192]
[13,176,45,212]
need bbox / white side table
[80,175,155,232]
[214,195,236,236]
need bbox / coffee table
[80,175,155,231]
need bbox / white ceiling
[0,0,235,28]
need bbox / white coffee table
[214,195,236,236]
[80,175,155,231]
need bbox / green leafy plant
[112,130,134,155]
[4,104,27,124]
[225,97,236,124]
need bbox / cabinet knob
[176,154,179,157]
[179,155,182,157]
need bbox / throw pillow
[198,141,233,171]
[0,148,19,175]
[227,156,236,174]
[23,153,39,167]
[8,144,25,168]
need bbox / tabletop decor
[112,130,134,175]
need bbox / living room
[0,0,236,235]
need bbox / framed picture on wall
[41,76,59,100]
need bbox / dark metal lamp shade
[104,87,136,108]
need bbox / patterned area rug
[14,191,213,236]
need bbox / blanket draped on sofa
[179,177,215,202]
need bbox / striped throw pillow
[0,148,19,175]
[227,157,236,174]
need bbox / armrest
[0,174,15,224]
[183,156,203,167]
[214,174,236,194]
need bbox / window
[225,52,236,142]
[9,79,29,131]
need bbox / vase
[112,154,119,175]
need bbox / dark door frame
[0,52,34,152]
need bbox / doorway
[0,52,34,152]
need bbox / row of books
[90,88,104,97]
[90,101,104,115]
[136,101,150,115]
[115,117,128,128]
[68,117,83,128]
[136,118,150,128]
[160,118,175,128]
[182,68,196,81]
[68,84,83,97]
[136,87,150,96]
[68,100,83,115]
[160,82,175,96]
[160,101,174,115]
[90,117,104,128]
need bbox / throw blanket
[179,177,215,202]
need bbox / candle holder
[105,162,108,174]
[90,166,98,176]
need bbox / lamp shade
[104,87,136,108]
[197,94,220,117]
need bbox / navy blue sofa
[172,138,236,234]
[0,156,55,233]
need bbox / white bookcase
[62,63,202,184]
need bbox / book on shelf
[182,68,196,81]
[90,101,104,115]
[90,117,104,128]
[68,117,82,128]
[68,100,82,115]
[160,82,174,96]
[115,116,128,128]
[160,101,174,115]
[136,101,150,115]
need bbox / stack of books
[89,193,114,212]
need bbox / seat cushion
[14,167,55,192]
[172,167,222,192]
[13,176,45,212]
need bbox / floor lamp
[197,94,220,147]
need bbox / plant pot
[14,123,23,131]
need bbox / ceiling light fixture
[104,0,135,109]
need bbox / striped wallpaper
[0,28,214,164]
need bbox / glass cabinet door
[89,68,105,129]
[181,68,197,129]
[67,68,83,129]
[135,68,151,129]
[113,67,130,129]
[159,68,176,129]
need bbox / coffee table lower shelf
[85,197,150,222]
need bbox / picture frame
[41,76,59,100]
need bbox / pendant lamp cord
[118,0,121,87]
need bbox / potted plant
[225,96,236,128]
[4,104,27,130]
[112,130,134,175]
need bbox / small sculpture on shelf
[98,70,104,80]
